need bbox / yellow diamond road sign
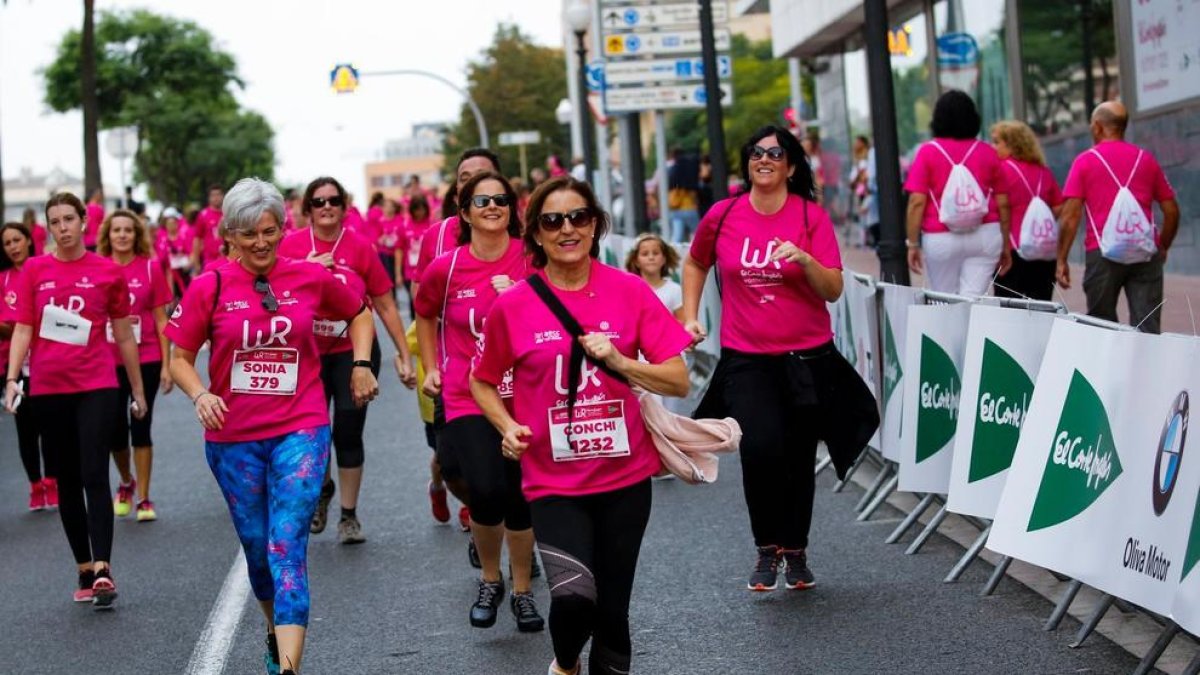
[330,64,360,94]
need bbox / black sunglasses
[309,196,345,209]
[750,145,787,161]
[254,275,278,313]
[538,208,596,231]
[469,194,512,209]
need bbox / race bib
[548,399,631,462]
[39,303,92,346]
[230,348,299,395]
[106,315,143,344]
[498,369,515,399]
[312,318,348,339]
[381,234,398,248]
[170,253,190,270]
[407,246,420,268]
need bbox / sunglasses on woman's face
[538,208,595,231]
[470,194,512,209]
[309,196,345,209]
[254,275,278,313]
[750,145,787,161]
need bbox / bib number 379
[548,399,631,462]
[231,348,299,395]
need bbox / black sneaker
[469,578,505,628]
[467,538,481,569]
[782,549,816,590]
[310,481,335,534]
[264,633,280,675]
[510,592,545,632]
[747,545,781,592]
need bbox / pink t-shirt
[1062,140,1175,252]
[997,159,1063,249]
[156,224,196,272]
[415,216,461,283]
[109,256,173,364]
[414,239,528,422]
[690,195,843,354]
[344,207,367,238]
[31,226,47,256]
[376,215,408,256]
[165,258,364,443]
[474,259,692,501]
[1,267,23,367]
[402,217,435,282]
[11,252,130,396]
[85,203,105,248]
[904,139,1002,233]
[194,207,224,264]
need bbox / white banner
[831,271,879,400]
[878,284,922,462]
[1171,492,1200,635]
[988,321,1200,616]
[946,306,1057,519]
[899,302,971,493]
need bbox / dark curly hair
[739,125,816,201]
[522,176,610,269]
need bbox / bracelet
[352,360,373,369]
[191,390,210,404]
[906,239,921,249]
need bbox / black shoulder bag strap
[207,270,222,342]
[711,195,742,297]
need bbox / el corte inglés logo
[916,335,959,463]
[882,311,902,410]
[969,339,1034,483]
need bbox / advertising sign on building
[1130,0,1200,111]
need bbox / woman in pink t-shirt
[4,193,148,610]
[401,195,433,318]
[85,188,105,251]
[156,207,195,297]
[991,120,1064,301]
[471,176,691,675]
[683,126,877,593]
[167,178,377,675]
[904,90,1011,295]
[99,210,175,522]
[415,172,543,633]
[1,222,57,511]
[375,198,408,299]
[21,207,49,255]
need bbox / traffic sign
[585,60,606,92]
[330,63,360,94]
[498,130,542,146]
[605,82,733,112]
[602,55,732,86]
[600,2,729,31]
[602,29,731,57]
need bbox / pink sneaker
[28,481,46,512]
[114,480,136,518]
[458,506,471,532]
[429,482,450,523]
[73,570,94,603]
[42,478,59,509]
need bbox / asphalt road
[0,331,1148,674]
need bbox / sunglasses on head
[469,194,512,209]
[538,208,595,231]
[309,196,345,209]
[750,145,787,161]
[254,275,278,313]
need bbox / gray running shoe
[337,516,366,545]
[310,481,334,534]
[747,545,781,591]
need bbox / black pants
[36,389,119,563]
[438,416,530,529]
[320,341,381,469]
[531,479,652,675]
[1083,249,1164,334]
[994,252,1056,301]
[111,362,162,449]
[14,375,54,483]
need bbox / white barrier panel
[878,284,922,462]
[830,271,881,448]
[899,302,971,493]
[1172,496,1200,634]
[988,320,1200,616]
[946,305,1056,519]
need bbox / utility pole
[864,0,910,284]
[698,0,728,200]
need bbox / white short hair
[221,178,284,236]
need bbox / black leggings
[438,415,530,530]
[320,341,381,470]
[111,362,161,449]
[36,389,119,563]
[14,376,54,483]
[721,357,821,549]
[995,252,1056,301]
[531,479,652,674]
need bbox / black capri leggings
[14,375,55,483]
[36,388,119,563]
[111,362,162,449]
[320,340,382,470]
[531,479,652,675]
[437,415,530,530]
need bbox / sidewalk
[839,243,1200,335]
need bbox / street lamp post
[565,0,595,181]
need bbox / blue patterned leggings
[205,426,331,627]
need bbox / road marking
[185,551,250,675]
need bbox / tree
[442,24,570,181]
[81,0,101,197]
[43,9,274,204]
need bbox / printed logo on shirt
[224,300,251,312]
[3,290,15,308]
[129,277,144,290]
[75,276,95,289]
[48,295,86,314]
[38,281,56,292]
[171,304,183,320]
[554,354,602,396]
[241,317,293,350]
[739,239,783,270]
[535,330,563,344]
[278,290,299,307]
[456,288,477,300]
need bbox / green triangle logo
[882,312,903,410]
[1027,370,1123,532]
[1183,489,1200,579]
[916,335,960,462]
[838,302,858,368]
[969,339,1034,482]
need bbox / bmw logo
[1152,390,1188,515]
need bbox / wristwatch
[905,239,921,249]
[352,360,373,369]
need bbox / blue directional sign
[675,60,694,78]
[625,34,641,53]
[694,87,707,104]
[585,61,606,92]
[936,32,979,66]
[623,8,639,26]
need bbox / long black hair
[456,171,522,245]
[739,125,815,200]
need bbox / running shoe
[469,578,505,628]
[510,592,545,633]
[467,538,481,569]
[264,633,280,675]
[428,481,450,523]
[548,659,581,675]
[310,481,335,534]
[782,549,816,590]
[73,569,95,603]
[28,480,46,511]
[458,506,471,532]
[113,480,135,518]
[748,545,781,592]
[92,567,117,610]
[43,478,58,509]
[136,500,157,522]
[337,516,366,545]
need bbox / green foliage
[443,24,570,182]
[1018,0,1116,134]
[42,9,273,204]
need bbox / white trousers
[922,222,1002,296]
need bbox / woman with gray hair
[167,178,378,675]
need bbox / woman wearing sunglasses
[683,126,856,592]
[414,171,544,633]
[4,193,148,610]
[168,178,377,675]
[470,176,691,675]
[278,176,417,545]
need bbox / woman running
[99,210,175,522]
[155,207,195,298]
[168,177,378,675]
[4,193,148,609]
[471,176,691,675]
[21,207,49,255]
[376,198,407,301]
[401,195,432,319]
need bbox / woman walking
[991,120,1064,300]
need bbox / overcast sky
[0,0,565,204]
